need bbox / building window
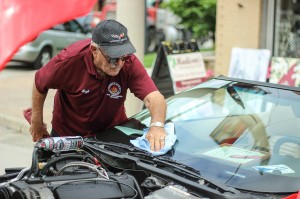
[274,0,300,57]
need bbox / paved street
[0,125,33,175]
[0,66,55,133]
[0,66,38,175]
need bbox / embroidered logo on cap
[106,82,123,99]
[110,33,127,43]
[111,33,125,39]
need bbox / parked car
[76,11,101,33]
[1,76,300,198]
[8,19,91,69]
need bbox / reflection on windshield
[128,79,300,193]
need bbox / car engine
[0,136,205,199]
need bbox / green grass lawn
[143,52,157,68]
[143,47,215,68]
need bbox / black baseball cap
[92,20,136,58]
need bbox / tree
[163,0,216,43]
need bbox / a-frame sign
[151,40,206,99]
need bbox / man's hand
[30,122,49,142]
[146,127,167,151]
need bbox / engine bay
[0,136,206,199]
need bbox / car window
[63,20,84,33]
[52,24,65,31]
[52,21,85,33]
[76,14,92,26]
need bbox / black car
[1,76,300,199]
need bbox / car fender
[25,32,55,55]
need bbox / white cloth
[130,122,176,156]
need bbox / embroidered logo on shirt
[106,82,123,99]
[81,89,90,94]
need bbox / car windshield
[114,78,300,193]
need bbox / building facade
[215,0,300,76]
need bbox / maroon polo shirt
[35,38,157,137]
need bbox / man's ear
[90,45,98,56]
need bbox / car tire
[33,47,52,70]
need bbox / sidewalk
[0,70,55,134]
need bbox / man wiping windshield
[29,20,167,151]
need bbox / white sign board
[167,52,207,93]
[228,48,271,82]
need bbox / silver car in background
[9,19,91,69]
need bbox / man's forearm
[144,91,167,151]
[31,82,47,125]
[144,91,167,124]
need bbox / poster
[228,48,271,82]
[202,146,269,165]
[209,116,249,145]
[167,52,207,93]
[269,57,300,87]
[209,115,269,149]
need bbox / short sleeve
[35,54,69,93]
[126,55,158,100]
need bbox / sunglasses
[98,47,130,65]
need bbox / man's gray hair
[91,40,100,48]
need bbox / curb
[0,113,29,134]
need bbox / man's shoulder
[125,54,143,69]
[55,38,91,62]
[64,38,91,56]
[68,38,91,50]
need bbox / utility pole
[116,0,146,116]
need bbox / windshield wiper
[153,156,200,175]
[84,140,241,195]
[85,140,199,175]
[85,140,154,157]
